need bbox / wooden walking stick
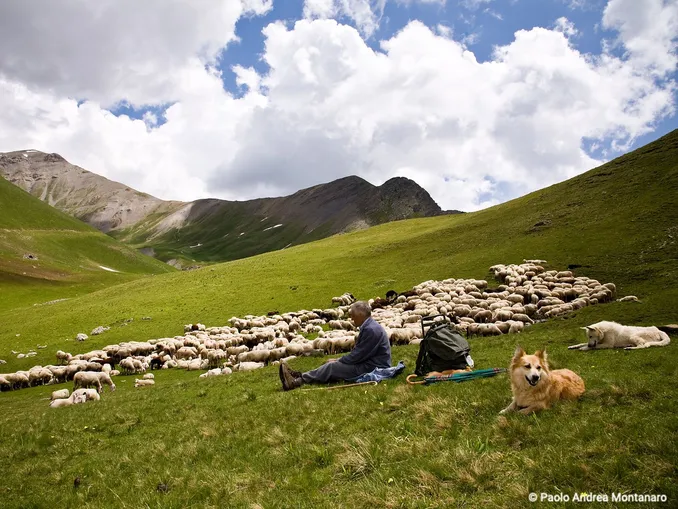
[300,381,379,392]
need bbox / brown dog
[499,347,585,414]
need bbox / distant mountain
[0,150,180,233]
[0,150,455,265]
[0,166,174,310]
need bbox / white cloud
[399,0,446,5]
[437,24,453,37]
[304,0,337,19]
[0,0,272,107]
[462,31,481,46]
[603,0,678,74]
[0,0,676,213]
[484,8,504,21]
[302,0,445,37]
[562,0,589,8]
[461,0,494,10]
[554,17,579,38]
[303,0,386,37]
[242,0,275,14]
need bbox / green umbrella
[423,367,506,385]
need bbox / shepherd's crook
[300,381,378,392]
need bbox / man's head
[349,301,371,327]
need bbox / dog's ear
[588,325,601,337]
[535,349,548,361]
[512,346,525,360]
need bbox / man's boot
[279,363,305,391]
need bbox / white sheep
[234,362,265,372]
[51,389,70,400]
[50,391,87,408]
[72,388,101,401]
[134,378,155,387]
[199,368,222,379]
[331,293,356,306]
[73,371,116,393]
[142,373,155,380]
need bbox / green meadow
[1,131,677,507]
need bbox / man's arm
[339,326,382,365]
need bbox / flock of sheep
[1,260,634,404]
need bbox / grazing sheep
[56,350,72,365]
[134,378,155,387]
[238,350,271,364]
[4,372,29,389]
[328,320,353,331]
[28,367,53,386]
[51,389,70,400]
[569,321,671,351]
[388,328,418,345]
[73,371,116,393]
[493,309,513,322]
[479,324,503,336]
[6,262,627,392]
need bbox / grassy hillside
[0,176,175,311]
[1,130,677,507]
[110,200,331,265]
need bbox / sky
[0,0,676,212]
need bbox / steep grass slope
[0,130,677,507]
[0,176,175,311]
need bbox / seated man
[279,300,391,391]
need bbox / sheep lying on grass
[51,389,70,401]
[134,379,155,387]
[73,388,101,401]
[49,391,87,408]
[234,362,265,372]
[199,367,232,378]
[331,293,355,306]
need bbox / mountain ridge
[0,150,455,264]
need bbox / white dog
[569,321,671,351]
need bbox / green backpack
[415,322,472,376]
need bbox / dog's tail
[656,331,671,346]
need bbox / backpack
[415,321,472,376]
